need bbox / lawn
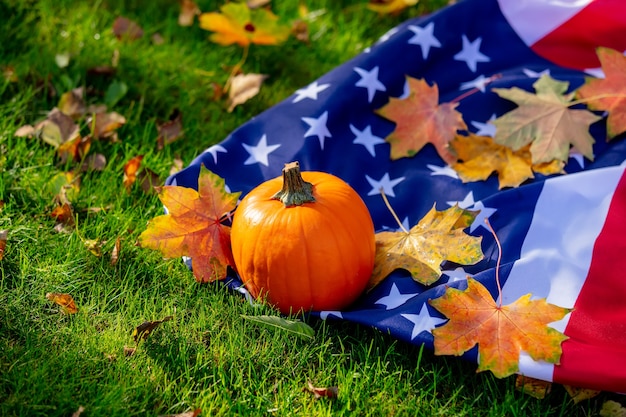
[0,0,618,415]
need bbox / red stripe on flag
[531,0,626,70]
[553,170,626,391]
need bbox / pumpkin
[230,161,375,314]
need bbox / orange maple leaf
[450,134,564,189]
[367,0,418,15]
[376,76,467,164]
[46,292,79,314]
[368,204,483,289]
[429,278,570,378]
[576,47,626,139]
[198,2,290,47]
[139,165,240,282]
[492,74,601,164]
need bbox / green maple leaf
[492,74,601,164]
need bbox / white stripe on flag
[498,0,591,46]
[500,165,624,380]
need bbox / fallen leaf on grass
[493,74,601,164]
[199,2,290,47]
[71,405,85,417]
[515,375,552,399]
[123,155,144,191]
[179,0,200,26]
[156,109,184,149]
[227,73,268,112]
[429,278,570,378]
[139,165,240,282]
[0,230,8,261]
[600,400,626,417]
[46,292,79,314]
[55,53,70,68]
[111,237,121,266]
[113,17,144,40]
[376,76,467,164]
[369,204,483,289]
[58,135,92,164]
[50,203,75,227]
[241,315,315,340]
[84,239,103,257]
[159,408,202,417]
[367,0,418,15]
[124,346,137,357]
[576,47,626,138]
[564,385,601,404]
[88,111,126,141]
[132,315,173,343]
[58,87,86,119]
[303,381,338,399]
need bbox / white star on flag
[470,201,497,233]
[351,124,385,157]
[319,311,343,320]
[470,114,497,137]
[522,68,550,78]
[407,22,441,60]
[292,81,331,103]
[302,111,332,149]
[443,267,471,283]
[203,144,227,164]
[453,35,490,72]
[354,66,387,103]
[366,173,406,197]
[447,191,476,208]
[401,304,447,340]
[242,134,280,166]
[375,283,419,310]
[427,164,459,178]
[459,74,490,92]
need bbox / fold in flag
[167,0,626,392]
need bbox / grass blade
[241,315,315,340]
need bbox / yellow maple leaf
[367,0,419,15]
[199,2,290,47]
[368,204,483,289]
[429,278,571,378]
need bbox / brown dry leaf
[139,165,240,282]
[158,409,202,417]
[303,381,338,399]
[111,237,121,266]
[46,292,79,314]
[170,157,184,176]
[50,203,75,227]
[14,125,36,137]
[2,65,18,82]
[227,73,268,112]
[38,108,80,148]
[600,400,626,417]
[88,111,126,140]
[247,0,271,8]
[132,316,173,343]
[564,385,601,404]
[179,0,200,26]
[123,155,144,191]
[157,110,184,150]
[515,375,552,399]
[113,17,144,40]
[58,87,86,119]
[369,204,483,289]
[0,230,7,261]
[58,135,92,164]
[376,76,467,164]
[124,346,137,357]
[291,19,309,43]
[71,406,85,417]
[81,153,107,172]
[138,169,161,194]
[493,74,601,164]
[430,278,570,378]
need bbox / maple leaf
[139,165,240,282]
[450,134,565,189]
[376,76,467,164]
[368,204,483,289]
[429,278,570,378]
[576,47,626,139]
[123,155,144,191]
[46,292,79,314]
[493,74,601,164]
[198,2,290,47]
[367,0,418,15]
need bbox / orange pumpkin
[231,161,375,314]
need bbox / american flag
[167,0,626,392]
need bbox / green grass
[0,1,618,416]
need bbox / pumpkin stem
[272,161,316,207]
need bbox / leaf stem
[568,92,626,107]
[450,74,502,104]
[224,44,250,93]
[380,188,408,233]
[484,218,503,308]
